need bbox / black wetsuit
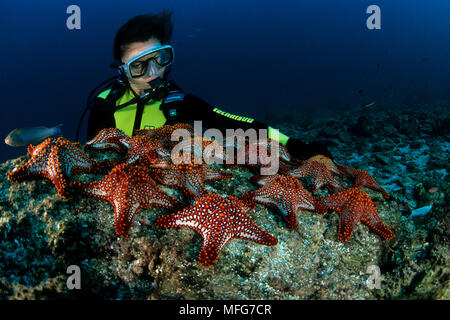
[87,79,332,160]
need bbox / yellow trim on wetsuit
[96,88,290,144]
[212,107,254,123]
[268,126,290,145]
[112,88,166,136]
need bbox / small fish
[428,186,439,193]
[409,205,433,219]
[363,101,376,108]
[4,124,63,147]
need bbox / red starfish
[136,123,194,148]
[224,138,291,176]
[234,137,291,165]
[107,135,169,166]
[85,128,128,153]
[287,160,344,192]
[155,193,278,266]
[71,163,179,237]
[246,174,315,228]
[306,155,343,176]
[315,187,394,241]
[335,163,390,199]
[8,137,107,197]
[151,163,232,198]
[171,136,225,165]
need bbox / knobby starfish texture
[155,193,278,266]
[85,128,128,153]
[335,163,390,199]
[233,137,291,165]
[135,123,195,148]
[9,137,107,197]
[288,159,344,192]
[246,174,315,228]
[306,155,343,176]
[71,163,179,237]
[171,136,225,165]
[108,135,164,166]
[315,187,394,241]
[151,163,232,197]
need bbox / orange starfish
[107,135,169,166]
[315,187,394,241]
[287,160,344,192]
[9,137,108,197]
[246,174,315,228]
[85,128,128,153]
[151,163,232,198]
[307,155,343,176]
[136,123,194,148]
[335,163,390,199]
[155,193,278,266]
[171,136,224,165]
[71,163,179,237]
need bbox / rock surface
[0,104,448,300]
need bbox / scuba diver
[82,11,332,161]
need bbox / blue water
[1,0,449,162]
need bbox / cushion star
[155,193,278,266]
[335,163,390,199]
[9,137,108,197]
[315,187,394,242]
[287,160,345,192]
[109,135,168,166]
[151,163,232,198]
[246,174,315,228]
[71,163,179,237]
[85,128,128,153]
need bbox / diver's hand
[285,138,333,161]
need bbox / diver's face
[121,38,167,91]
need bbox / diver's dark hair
[113,10,174,62]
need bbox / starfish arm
[85,128,128,153]
[234,219,278,246]
[279,197,300,228]
[113,196,138,237]
[184,173,207,197]
[198,231,233,266]
[291,189,315,211]
[136,181,180,209]
[46,149,68,197]
[202,166,232,181]
[337,202,363,242]
[334,163,361,177]
[27,144,36,155]
[154,213,178,228]
[153,168,178,186]
[355,173,390,199]
[360,208,394,240]
[58,143,96,176]
[286,164,309,179]
[316,189,349,208]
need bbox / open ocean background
[1,0,449,162]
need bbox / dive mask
[120,45,174,79]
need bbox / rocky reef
[0,103,448,300]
